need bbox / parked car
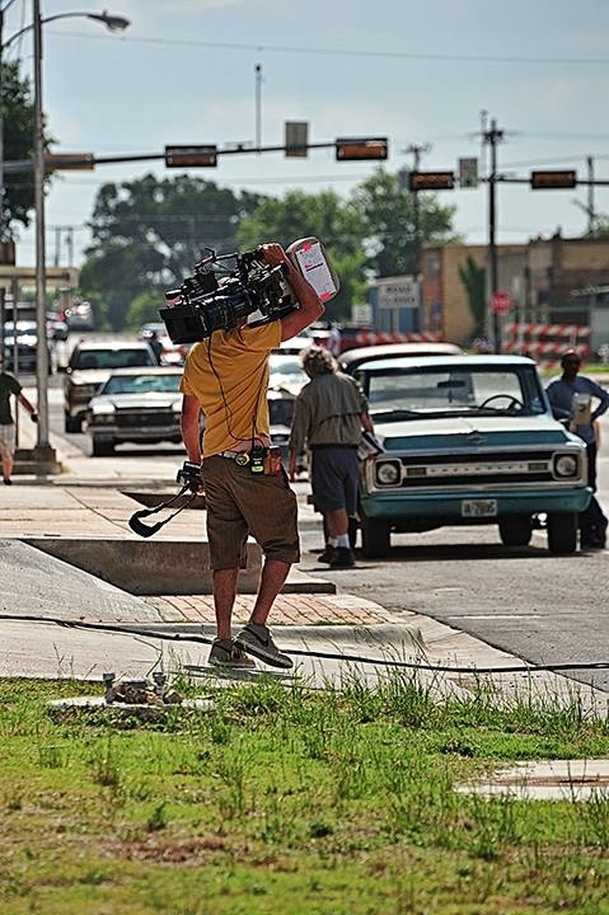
[338,341,464,375]
[63,340,158,432]
[353,354,591,558]
[138,321,190,365]
[46,311,69,342]
[64,301,95,331]
[2,320,54,374]
[84,367,184,456]
[138,322,166,342]
[267,339,312,459]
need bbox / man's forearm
[181,421,202,463]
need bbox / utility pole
[587,156,595,234]
[405,142,431,276]
[482,117,504,352]
[255,63,262,150]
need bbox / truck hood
[375,413,578,452]
[90,392,181,411]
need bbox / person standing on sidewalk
[288,346,375,569]
[179,242,324,670]
[546,349,609,548]
[0,358,38,485]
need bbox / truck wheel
[92,439,114,457]
[361,516,390,558]
[498,515,533,547]
[64,412,81,433]
[547,512,577,554]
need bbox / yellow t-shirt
[180,322,281,457]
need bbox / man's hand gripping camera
[176,460,204,493]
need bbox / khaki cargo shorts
[202,454,300,569]
[0,423,16,457]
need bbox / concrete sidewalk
[2,406,608,714]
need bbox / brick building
[418,233,609,351]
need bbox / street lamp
[1,2,130,464]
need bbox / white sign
[376,277,420,310]
[352,303,372,324]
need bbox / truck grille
[114,410,176,429]
[391,449,563,488]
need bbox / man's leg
[211,567,239,641]
[2,453,12,482]
[326,507,349,540]
[235,558,294,667]
[249,558,291,627]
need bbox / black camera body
[160,247,297,344]
[176,460,203,492]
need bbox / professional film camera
[159,247,296,344]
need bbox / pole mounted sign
[492,291,512,314]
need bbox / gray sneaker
[234,624,293,669]
[208,638,256,669]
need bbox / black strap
[128,484,197,538]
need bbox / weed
[0,676,607,914]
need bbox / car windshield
[73,349,153,370]
[365,365,546,419]
[268,398,295,426]
[100,373,181,395]
[268,354,306,378]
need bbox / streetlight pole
[483,118,504,353]
[20,4,130,463]
[32,0,49,456]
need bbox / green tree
[80,174,265,329]
[1,61,55,240]
[349,168,461,277]
[458,255,486,338]
[235,188,368,319]
[124,290,164,331]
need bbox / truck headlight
[375,459,401,486]
[553,454,578,478]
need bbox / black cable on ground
[1,613,608,677]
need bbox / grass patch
[0,675,608,914]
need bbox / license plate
[461,498,498,518]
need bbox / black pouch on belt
[249,446,265,474]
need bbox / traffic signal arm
[530,170,577,190]
[409,171,455,191]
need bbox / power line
[43,28,609,68]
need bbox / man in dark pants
[179,242,324,670]
[546,350,609,549]
[288,346,375,569]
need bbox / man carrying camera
[179,242,324,669]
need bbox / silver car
[83,367,184,456]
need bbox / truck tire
[547,512,577,554]
[498,515,533,547]
[361,516,391,558]
[92,439,114,457]
[64,411,81,433]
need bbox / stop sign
[492,291,512,314]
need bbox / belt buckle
[235,452,250,466]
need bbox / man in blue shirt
[546,350,609,548]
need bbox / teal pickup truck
[353,355,591,557]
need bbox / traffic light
[458,157,479,189]
[336,137,388,161]
[165,145,218,167]
[530,170,577,190]
[285,121,309,158]
[408,171,455,191]
[44,152,95,171]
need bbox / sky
[4,0,609,272]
